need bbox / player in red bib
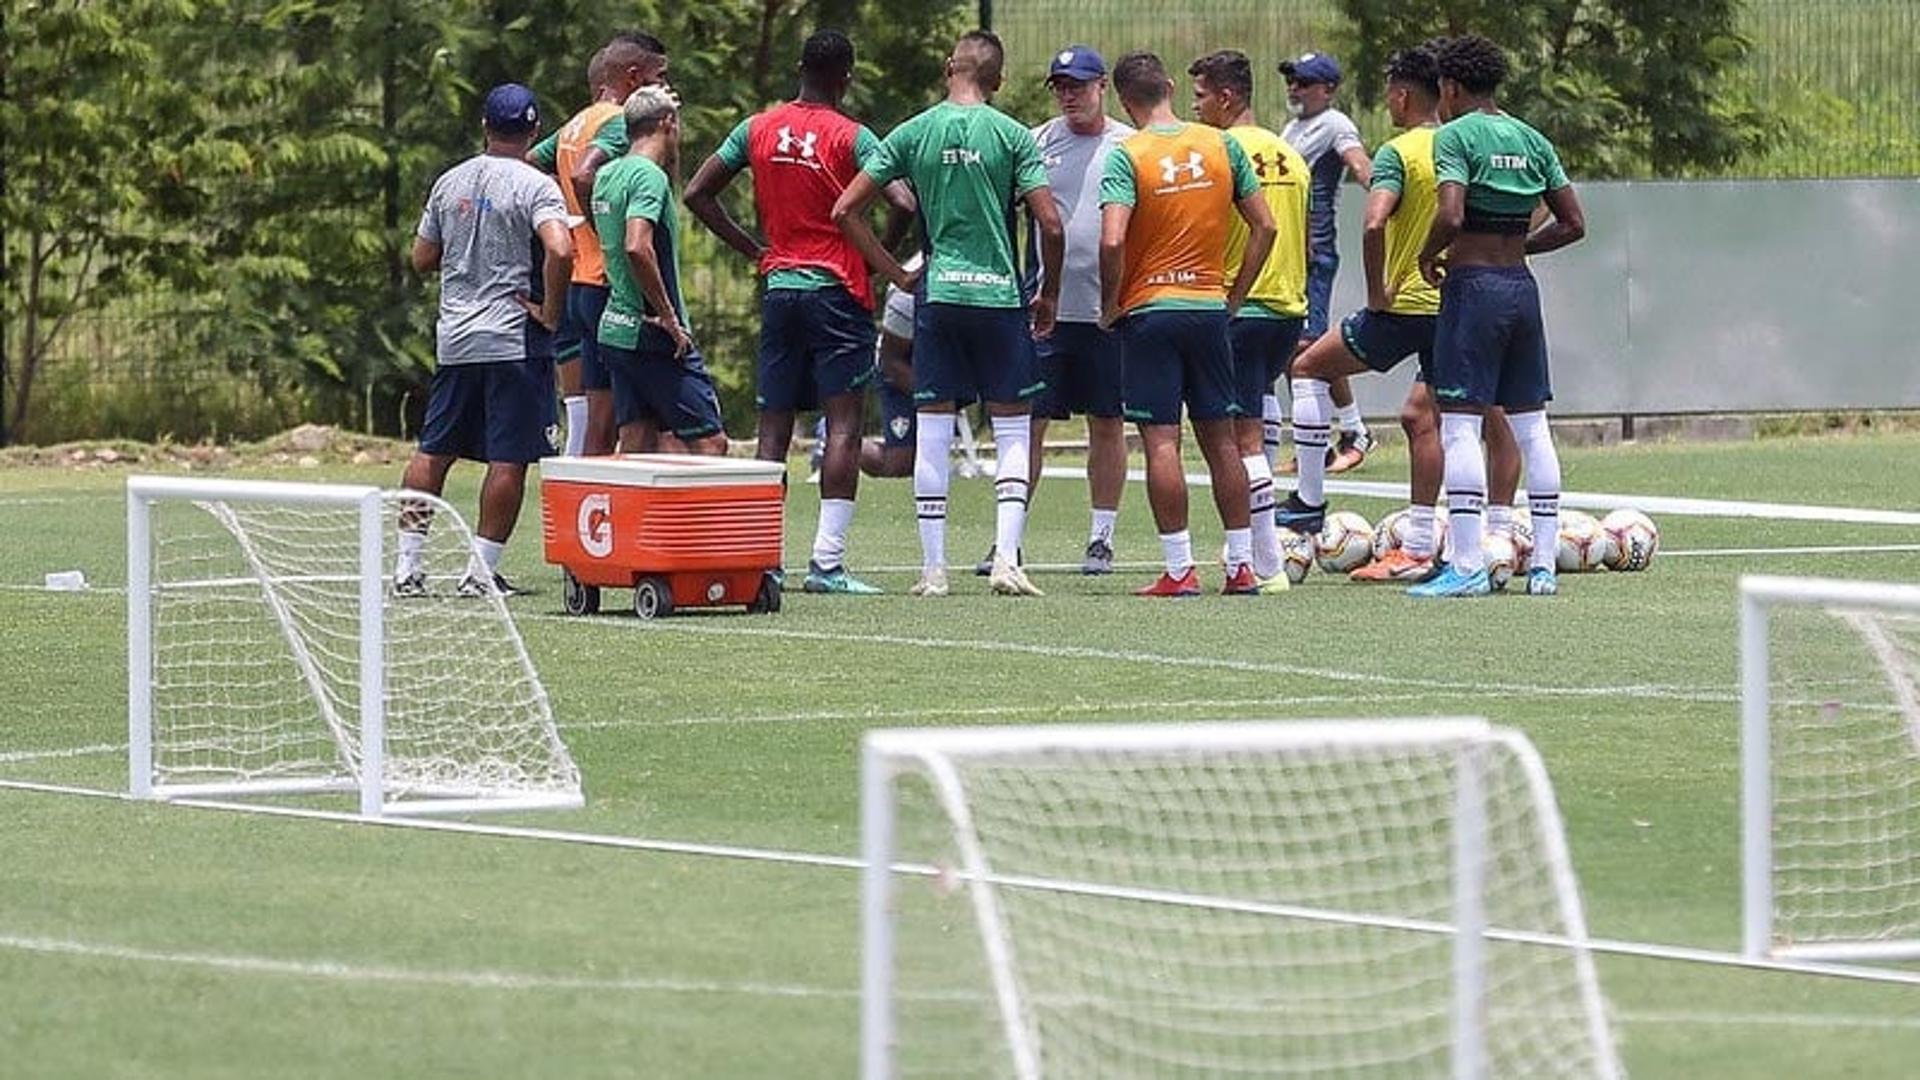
[687,30,913,595]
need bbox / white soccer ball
[1602,508,1660,571]
[1280,528,1315,584]
[1556,511,1615,573]
[1484,533,1518,592]
[1372,509,1409,558]
[1508,518,1535,567]
[1316,511,1374,574]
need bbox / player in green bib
[1410,34,1587,599]
[831,30,1066,600]
[591,85,727,455]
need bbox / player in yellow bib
[1279,44,1521,583]
[1190,49,1308,589]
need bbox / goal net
[861,719,1621,1080]
[127,475,582,817]
[1742,574,1920,961]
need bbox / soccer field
[4,432,1920,1077]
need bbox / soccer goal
[1742,574,1920,962]
[861,719,1621,1080]
[126,475,583,817]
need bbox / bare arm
[570,147,610,210]
[1341,144,1373,188]
[1098,203,1131,330]
[1361,187,1401,311]
[410,237,441,274]
[1526,185,1587,256]
[623,216,691,356]
[683,155,766,263]
[529,219,574,331]
[832,172,912,290]
[1419,182,1465,286]
[1227,192,1276,316]
[1023,185,1064,338]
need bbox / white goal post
[1741,574,1920,961]
[127,475,583,817]
[861,719,1621,1080]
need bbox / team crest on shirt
[890,416,911,440]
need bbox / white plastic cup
[44,570,87,591]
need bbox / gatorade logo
[577,493,613,558]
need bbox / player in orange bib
[1097,52,1277,597]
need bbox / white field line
[1038,465,1920,526]
[1,931,1917,1032]
[0,742,122,765]
[6,778,1920,989]
[525,613,1739,705]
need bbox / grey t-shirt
[1281,107,1364,256]
[1029,115,1133,324]
[417,153,569,365]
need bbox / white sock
[1488,503,1514,539]
[1224,527,1253,574]
[395,529,426,581]
[1441,413,1488,573]
[1509,410,1563,572]
[1090,508,1118,546]
[990,415,1031,563]
[914,412,955,571]
[476,534,506,576]
[812,498,855,571]
[562,396,588,456]
[1406,504,1438,560]
[1159,529,1194,576]
[1244,454,1281,578]
[1289,377,1333,506]
[1261,393,1285,468]
[1335,400,1368,438]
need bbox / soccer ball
[1280,528,1316,584]
[1602,509,1660,571]
[1484,533,1518,591]
[1556,510,1615,573]
[1316,511,1374,574]
[1508,518,1535,566]
[1371,509,1409,559]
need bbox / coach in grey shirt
[1022,45,1134,576]
[396,83,573,599]
[1279,51,1376,469]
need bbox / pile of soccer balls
[1280,505,1660,588]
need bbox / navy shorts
[555,284,612,391]
[1342,309,1438,381]
[1431,266,1552,409]
[1305,249,1340,338]
[914,303,1042,407]
[1228,315,1305,416]
[1033,322,1123,420]
[418,357,556,465]
[1119,308,1239,426]
[878,382,916,448]
[757,285,877,412]
[601,328,726,440]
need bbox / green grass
[4,432,1920,1076]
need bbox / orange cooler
[540,454,787,618]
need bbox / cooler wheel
[748,571,782,615]
[633,576,674,620]
[562,571,600,616]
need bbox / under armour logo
[776,125,818,158]
[1251,151,1287,178]
[1160,151,1206,185]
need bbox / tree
[1337,0,1776,178]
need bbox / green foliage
[1336,0,1776,178]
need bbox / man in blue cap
[1278,51,1377,476]
[397,83,573,597]
[1017,44,1134,575]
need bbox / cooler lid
[539,454,788,488]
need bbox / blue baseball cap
[1047,45,1107,83]
[1279,51,1342,85]
[483,83,540,134]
